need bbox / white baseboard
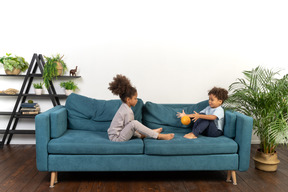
[251,139,261,144]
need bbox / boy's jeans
[192,118,223,137]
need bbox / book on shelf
[20,103,39,108]
[21,111,39,115]
[20,107,40,112]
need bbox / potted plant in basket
[224,66,288,172]
[60,80,78,96]
[43,54,67,89]
[33,82,43,95]
[0,53,29,75]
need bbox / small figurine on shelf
[70,66,78,76]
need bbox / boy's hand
[176,110,186,118]
[190,111,200,122]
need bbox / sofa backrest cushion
[142,100,209,131]
[65,93,144,132]
[143,101,237,137]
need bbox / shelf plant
[60,80,78,95]
[43,54,67,89]
[33,82,43,89]
[33,82,43,95]
[224,66,288,171]
[0,53,29,75]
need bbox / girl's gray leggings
[111,120,158,142]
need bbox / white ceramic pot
[65,89,73,96]
[35,88,43,95]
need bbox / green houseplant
[33,82,43,95]
[225,66,288,171]
[60,80,78,96]
[0,53,29,75]
[43,54,67,89]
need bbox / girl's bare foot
[153,128,163,133]
[184,132,197,139]
[157,133,174,140]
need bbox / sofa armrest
[50,107,68,138]
[234,112,253,171]
[35,105,65,171]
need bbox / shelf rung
[0,93,67,98]
[0,130,35,134]
[0,112,39,118]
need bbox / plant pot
[253,149,280,172]
[5,68,21,75]
[34,88,43,95]
[65,89,73,96]
[56,61,63,76]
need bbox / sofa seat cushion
[144,133,238,155]
[48,129,144,155]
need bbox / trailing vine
[43,54,67,89]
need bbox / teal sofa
[35,93,253,187]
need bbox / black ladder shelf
[0,53,80,148]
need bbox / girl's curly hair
[108,74,137,102]
[208,87,228,103]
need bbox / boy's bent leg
[191,119,210,137]
[206,122,223,137]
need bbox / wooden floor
[0,145,288,192]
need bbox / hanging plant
[43,54,67,89]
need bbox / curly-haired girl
[177,87,228,139]
[108,74,174,142]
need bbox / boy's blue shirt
[200,105,224,131]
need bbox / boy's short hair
[208,87,228,103]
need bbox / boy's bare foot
[153,128,163,133]
[157,133,174,140]
[184,132,197,139]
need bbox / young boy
[176,87,228,139]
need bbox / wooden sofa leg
[231,170,237,185]
[226,170,237,185]
[55,172,58,184]
[50,172,57,188]
[226,170,232,183]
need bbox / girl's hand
[176,110,186,118]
